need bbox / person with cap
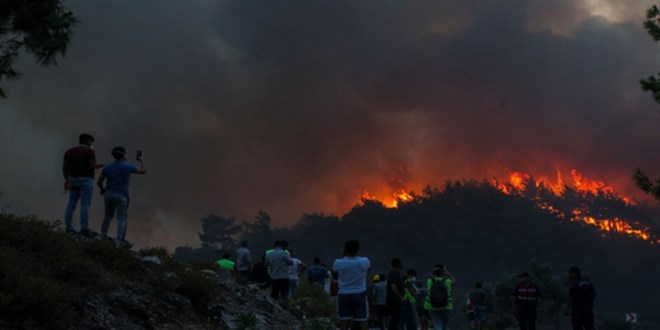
[63,133,103,236]
[423,264,456,330]
[97,146,146,245]
[566,266,596,330]
[512,272,541,330]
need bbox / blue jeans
[429,309,449,330]
[64,177,94,231]
[101,191,129,240]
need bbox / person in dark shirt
[97,146,145,244]
[249,254,271,290]
[566,267,596,330]
[62,133,102,236]
[469,282,488,330]
[307,257,329,285]
[386,257,404,330]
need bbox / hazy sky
[1,1,658,248]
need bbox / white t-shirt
[332,256,371,294]
[288,258,302,280]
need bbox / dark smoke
[0,1,658,249]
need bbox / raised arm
[135,158,146,174]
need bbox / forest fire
[492,169,655,243]
[358,169,658,244]
[360,190,413,208]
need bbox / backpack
[429,277,449,308]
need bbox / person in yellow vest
[217,253,236,271]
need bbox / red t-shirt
[63,145,96,178]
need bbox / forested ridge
[177,179,660,322]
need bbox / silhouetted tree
[0,0,78,97]
[641,5,660,103]
[636,6,660,202]
[492,259,567,330]
[633,169,660,202]
[198,214,240,252]
[240,211,273,255]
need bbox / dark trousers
[387,300,401,330]
[517,304,537,330]
[571,308,595,330]
[399,301,417,330]
[270,278,290,300]
[375,305,388,330]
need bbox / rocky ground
[75,233,306,330]
[0,228,315,330]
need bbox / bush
[0,214,148,328]
[175,269,224,309]
[290,281,335,319]
[82,239,145,280]
[0,215,87,329]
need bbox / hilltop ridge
[0,213,307,329]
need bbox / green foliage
[241,211,273,255]
[175,269,224,309]
[235,312,257,330]
[198,214,241,251]
[644,5,660,41]
[301,317,335,330]
[139,246,170,260]
[0,0,78,97]
[82,240,146,280]
[0,214,105,328]
[289,281,335,319]
[641,5,660,103]
[0,212,238,329]
[491,259,568,329]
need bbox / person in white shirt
[288,251,306,298]
[333,240,371,330]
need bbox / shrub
[82,239,145,281]
[290,281,335,319]
[0,216,83,329]
[175,269,224,310]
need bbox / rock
[162,271,182,289]
[142,256,162,265]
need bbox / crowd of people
[62,134,596,330]
[218,239,597,330]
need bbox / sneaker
[79,229,95,238]
[66,229,77,235]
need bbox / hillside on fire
[176,175,660,326]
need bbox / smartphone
[136,150,143,160]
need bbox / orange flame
[358,168,657,244]
[361,190,413,208]
[491,169,653,243]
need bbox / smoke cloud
[0,1,658,248]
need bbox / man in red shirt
[512,272,541,330]
[62,133,102,236]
